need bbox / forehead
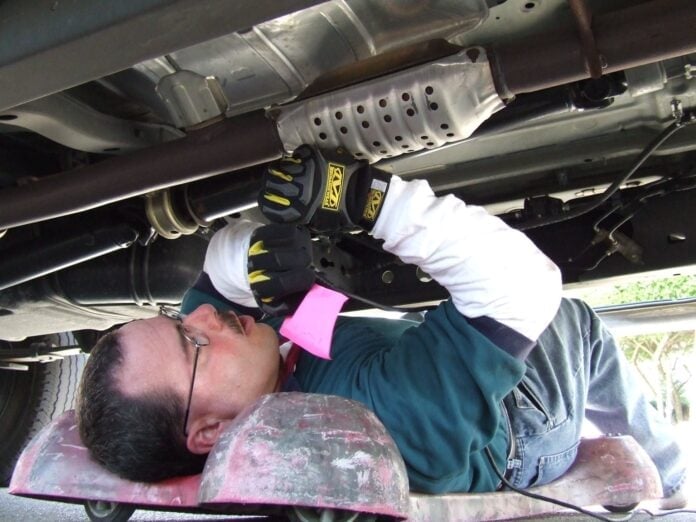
[120,315,182,352]
[116,316,189,396]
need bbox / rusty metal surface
[490,0,696,97]
[0,111,283,231]
[407,435,662,521]
[567,0,602,79]
[9,410,202,507]
[199,392,410,519]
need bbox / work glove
[247,223,315,316]
[259,145,391,233]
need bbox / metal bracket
[0,93,183,154]
[0,346,82,370]
[567,0,604,79]
[0,362,29,371]
[156,70,228,128]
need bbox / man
[77,145,686,505]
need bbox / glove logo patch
[322,163,344,212]
[362,188,384,221]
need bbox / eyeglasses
[159,306,247,435]
[159,306,211,437]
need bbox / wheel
[0,350,86,485]
[289,507,377,522]
[84,500,136,522]
[602,502,639,513]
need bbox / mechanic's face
[117,303,281,454]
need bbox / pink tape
[280,284,348,360]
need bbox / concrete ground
[2,488,695,522]
[0,489,234,521]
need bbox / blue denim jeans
[502,298,686,497]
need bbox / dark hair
[76,330,207,482]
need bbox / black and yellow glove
[247,224,315,316]
[259,145,391,233]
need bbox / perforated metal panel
[275,47,504,163]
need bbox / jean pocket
[514,380,552,421]
[531,441,579,487]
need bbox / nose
[184,303,222,331]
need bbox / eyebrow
[171,321,191,361]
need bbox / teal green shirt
[182,288,525,493]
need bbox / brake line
[517,108,696,231]
[565,173,696,270]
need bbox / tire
[0,352,87,485]
[602,502,639,513]
[84,500,136,522]
[289,507,377,522]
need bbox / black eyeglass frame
[159,306,210,437]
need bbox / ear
[186,416,228,454]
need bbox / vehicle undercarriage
[1,0,695,485]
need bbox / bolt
[668,233,686,243]
[599,54,608,70]
[381,270,394,284]
[556,170,569,186]
[671,99,684,120]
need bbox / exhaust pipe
[0,111,283,231]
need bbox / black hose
[517,111,696,230]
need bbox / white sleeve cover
[202,220,262,308]
[371,177,562,341]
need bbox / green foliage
[606,275,696,306]
[619,331,693,423]
[569,274,696,308]
[568,273,696,423]
[620,331,693,363]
